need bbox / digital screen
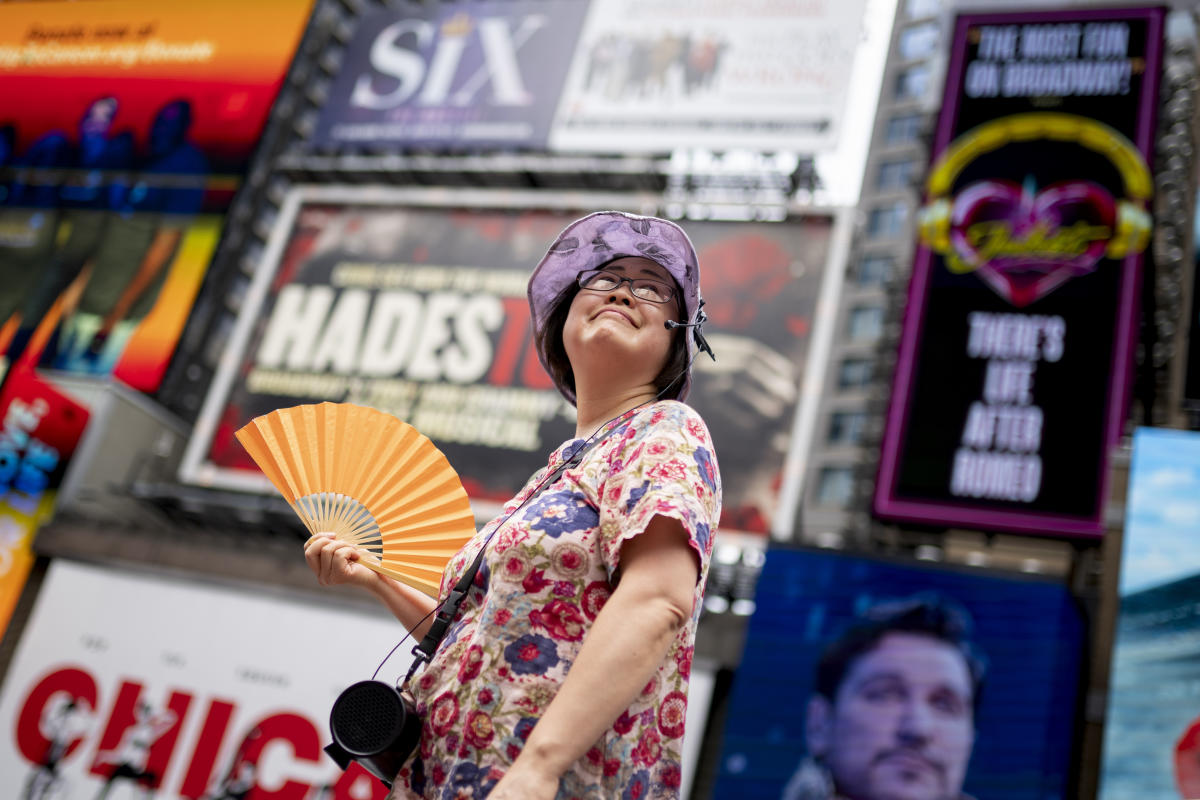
[874,7,1165,537]
[1099,427,1200,799]
[0,0,312,392]
[713,547,1084,800]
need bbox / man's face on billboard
[807,632,975,800]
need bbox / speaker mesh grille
[331,681,405,754]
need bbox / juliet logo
[918,112,1152,307]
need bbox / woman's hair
[536,277,690,401]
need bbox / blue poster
[1100,427,1200,799]
[314,1,588,150]
[714,547,1083,800]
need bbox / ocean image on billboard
[1100,427,1200,799]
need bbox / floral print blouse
[388,400,721,800]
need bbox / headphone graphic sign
[916,112,1152,307]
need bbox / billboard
[313,1,588,150]
[548,0,867,154]
[713,547,1085,800]
[311,0,867,154]
[0,369,88,640]
[178,186,842,536]
[0,559,718,800]
[0,559,410,800]
[0,0,312,392]
[875,7,1165,537]
[1099,427,1200,799]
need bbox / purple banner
[314,1,588,150]
[874,7,1165,537]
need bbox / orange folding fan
[234,402,476,597]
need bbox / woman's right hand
[303,533,379,589]
[304,533,439,633]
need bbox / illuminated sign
[0,0,312,392]
[875,7,1165,537]
[1100,428,1200,798]
[713,547,1084,800]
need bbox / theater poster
[874,7,1165,538]
[1099,428,1200,799]
[0,368,88,641]
[0,559,718,800]
[0,0,312,392]
[178,186,841,536]
[547,0,866,154]
[314,1,589,150]
[0,559,412,800]
[713,547,1084,800]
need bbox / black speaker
[324,680,421,788]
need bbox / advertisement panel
[713,547,1084,800]
[0,559,410,800]
[0,0,312,392]
[178,187,838,536]
[313,1,588,150]
[0,560,717,800]
[547,0,867,154]
[1099,427,1200,800]
[874,7,1165,537]
[0,369,88,640]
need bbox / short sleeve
[595,401,722,581]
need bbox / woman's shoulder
[627,400,714,442]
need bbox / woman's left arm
[487,514,701,800]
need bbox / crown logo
[441,12,473,38]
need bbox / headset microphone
[663,307,716,362]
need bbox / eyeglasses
[577,269,676,304]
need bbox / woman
[305,211,722,800]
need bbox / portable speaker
[324,680,421,788]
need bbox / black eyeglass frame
[576,269,677,304]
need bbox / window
[838,358,873,389]
[898,22,939,61]
[815,467,855,507]
[856,255,894,286]
[828,411,867,445]
[867,202,908,238]
[885,113,924,145]
[877,159,917,190]
[847,306,885,341]
[906,0,940,19]
[895,64,932,101]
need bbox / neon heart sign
[949,177,1115,306]
[918,113,1152,307]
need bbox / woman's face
[562,256,681,391]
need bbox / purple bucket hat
[528,211,710,404]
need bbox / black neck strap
[404,418,627,684]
